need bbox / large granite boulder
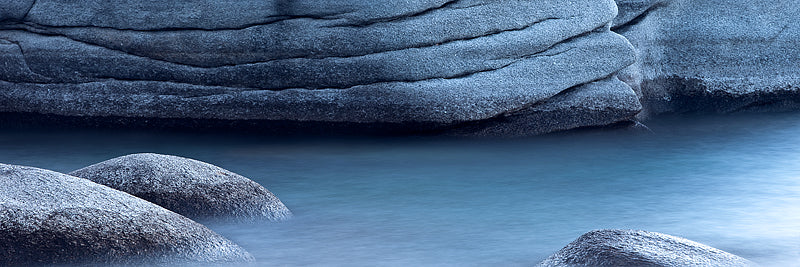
[538,229,753,267]
[70,153,292,222]
[0,163,254,265]
[0,0,639,136]
[614,0,800,116]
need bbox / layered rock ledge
[0,0,639,136]
[0,163,254,265]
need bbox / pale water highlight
[1,112,798,266]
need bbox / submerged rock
[538,229,753,267]
[613,0,800,116]
[0,0,639,136]
[0,163,254,265]
[70,153,292,222]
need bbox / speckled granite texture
[538,229,753,267]
[0,163,254,265]
[614,0,800,116]
[0,0,639,136]
[71,153,292,222]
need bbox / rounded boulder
[70,153,292,221]
[0,163,254,265]
[538,229,753,267]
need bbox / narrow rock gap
[18,14,347,32]
[22,0,37,21]
[496,72,623,119]
[235,47,576,92]
[611,2,667,33]
[0,17,567,70]
[0,78,258,93]
[0,17,601,93]
[1,44,578,95]
[0,37,51,80]
[432,73,634,136]
[0,25,203,69]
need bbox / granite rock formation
[0,0,639,136]
[538,229,753,267]
[614,0,800,116]
[70,153,292,222]
[0,163,254,265]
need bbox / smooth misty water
[1,113,799,266]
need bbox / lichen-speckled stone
[0,163,254,265]
[70,153,292,222]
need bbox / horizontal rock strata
[0,0,639,136]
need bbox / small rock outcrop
[538,229,753,267]
[0,0,639,136]
[70,153,292,221]
[0,163,254,265]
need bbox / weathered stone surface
[0,0,639,136]
[612,0,668,29]
[538,229,753,267]
[0,0,33,22]
[0,163,254,265]
[448,76,641,136]
[614,0,800,116]
[70,153,292,222]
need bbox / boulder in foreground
[538,229,752,267]
[0,163,254,265]
[71,153,292,222]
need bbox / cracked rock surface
[0,163,254,265]
[0,0,639,135]
[614,0,800,116]
[70,153,293,222]
[538,229,753,267]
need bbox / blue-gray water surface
[1,113,799,266]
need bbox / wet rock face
[0,0,639,136]
[538,229,753,267]
[614,0,800,116]
[70,153,292,222]
[0,163,254,265]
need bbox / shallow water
[1,112,799,266]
